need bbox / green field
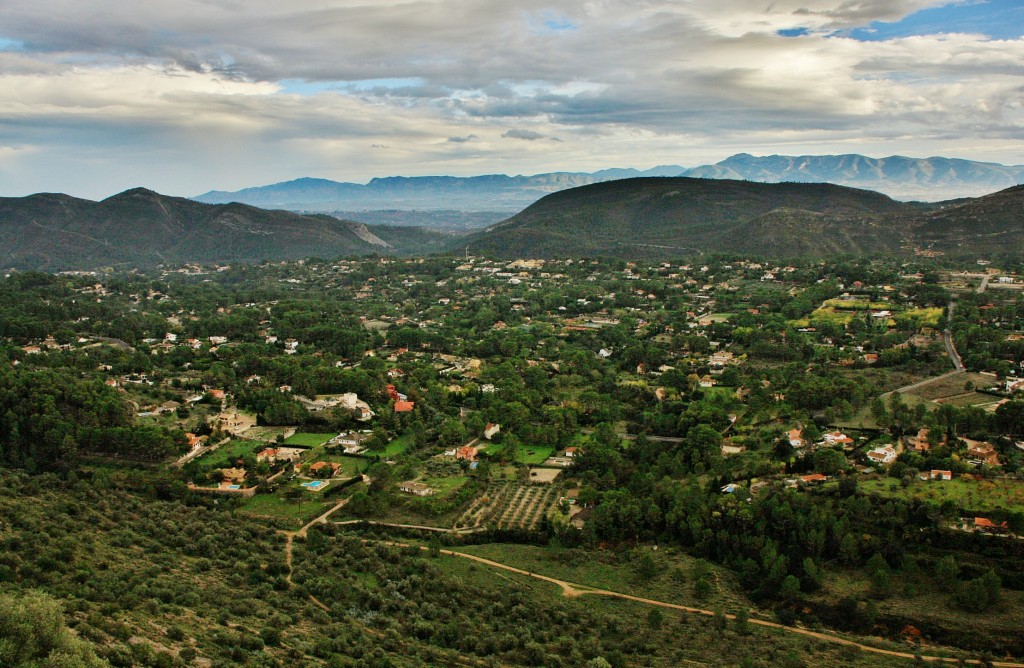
[514,444,555,465]
[382,433,414,457]
[422,475,470,498]
[859,477,1024,514]
[283,432,336,447]
[209,438,263,461]
[896,307,944,327]
[306,454,366,477]
[238,492,331,523]
[822,298,890,311]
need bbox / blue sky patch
[850,0,1023,41]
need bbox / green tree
[0,591,108,667]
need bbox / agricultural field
[455,481,561,530]
[237,490,332,524]
[896,307,944,327]
[283,432,336,447]
[859,477,1024,514]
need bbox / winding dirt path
[407,544,1023,667]
[281,496,352,586]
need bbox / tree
[935,555,959,581]
[0,590,108,667]
[812,448,846,475]
[636,552,658,581]
[734,606,751,635]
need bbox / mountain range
[193,154,1024,216]
[4,176,1023,270]
[0,188,451,271]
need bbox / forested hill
[0,188,440,270]
[457,177,923,259]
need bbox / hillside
[684,153,1024,201]
[915,184,1024,254]
[0,188,446,270]
[459,177,920,259]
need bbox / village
[10,255,1021,540]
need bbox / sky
[0,0,1023,199]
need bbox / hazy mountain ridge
[684,153,1024,200]
[0,188,442,270]
[193,155,1024,216]
[194,167,686,212]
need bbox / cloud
[1,0,1023,197]
[502,129,546,141]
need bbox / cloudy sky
[1,0,1022,198]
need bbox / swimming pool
[227,484,241,490]
[301,480,328,490]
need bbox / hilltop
[457,177,927,259]
[0,188,449,270]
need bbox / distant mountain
[682,154,1024,201]
[455,176,1024,260]
[193,167,686,214]
[0,188,445,270]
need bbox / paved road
[944,300,965,373]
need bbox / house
[974,517,1009,533]
[709,351,734,367]
[867,445,897,465]
[909,428,935,452]
[256,447,279,462]
[788,428,804,449]
[564,446,582,458]
[800,473,829,484]
[399,481,435,497]
[220,467,247,483]
[822,431,854,447]
[483,423,501,440]
[309,461,342,476]
[394,400,415,413]
[964,439,1000,466]
[929,470,953,481]
[456,446,478,461]
[698,376,716,388]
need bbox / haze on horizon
[1,0,1022,200]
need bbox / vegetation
[2,253,1024,665]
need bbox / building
[866,445,897,465]
[965,440,1000,466]
[399,481,435,497]
[822,431,854,447]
